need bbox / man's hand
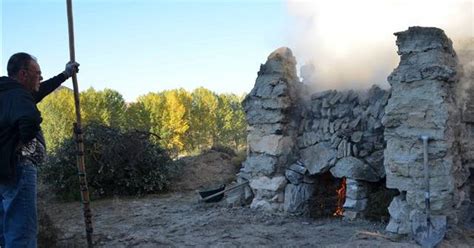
[63,61,80,78]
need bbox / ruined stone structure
[383,27,470,233]
[234,27,472,233]
[239,47,303,211]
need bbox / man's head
[7,52,43,92]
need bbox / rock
[226,184,253,207]
[337,139,347,159]
[343,198,368,212]
[301,142,337,174]
[364,150,385,177]
[350,131,363,143]
[343,210,362,220]
[289,162,307,174]
[285,169,304,185]
[330,92,343,105]
[301,131,320,148]
[241,154,277,176]
[250,176,287,192]
[330,156,381,182]
[284,183,314,213]
[260,97,291,110]
[345,179,369,200]
[394,26,455,56]
[386,196,411,234]
[250,199,282,212]
[248,134,293,156]
[245,107,286,125]
[350,116,361,129]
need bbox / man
[0,52,79,247]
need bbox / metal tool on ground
[66,0,94,247]
[413,135,447,248]
[199,180,250,203]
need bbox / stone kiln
[232,26,473,234]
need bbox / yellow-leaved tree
[37,87,75,152]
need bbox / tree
[160,89,192,155]
[37,87,75,152]
[80,88,126,128]
[122,101,151,132]
[216,93,247,150]
[189,87,219,151]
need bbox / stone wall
[289,86,390,218]
[383,27,470,233]
[237,27,472,233]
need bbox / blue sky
[1,0,290,101]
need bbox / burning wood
[333,178,346,217]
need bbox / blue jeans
[0,160,37,248]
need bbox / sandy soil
[48,191,416,248]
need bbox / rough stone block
[284,183,314,213]
[351,131,363,143]
[343,198,368,212]
[345,179,369,200]
[285,169,304,185]
[301,142,337,175]
[242,154,277,176]
[248,134,293,156]
[330,156,380,182]
[250,176,287,192]
[289,162,307,174]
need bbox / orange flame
[333,177,346,216]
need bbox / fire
[333,177,346,217]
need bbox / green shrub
[41,122,176,201]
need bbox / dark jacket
[0,73,67,182]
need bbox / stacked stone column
[383,27,470,233]
[240,47,303,211]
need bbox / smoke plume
[285,0,474,91]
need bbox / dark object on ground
[199,180,250,203]
[199,184,226,203]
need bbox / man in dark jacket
[0,52,79,247]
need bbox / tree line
[38,87,247,156]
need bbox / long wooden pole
[66,1,94,247]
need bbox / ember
[333,178,346,217]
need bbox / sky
[1,0,289,102]
[1,0,473,102]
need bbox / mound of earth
[171,149,241,192]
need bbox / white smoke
[285,0,474,91]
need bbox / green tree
[215,93,247,150]
[80,88,126,128]
[139,92,166,144]
[189,87,219,151]
[37,88,75,152]
[122,101,151,132]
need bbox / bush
[41,122,176,201]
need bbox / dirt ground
[47,191,473,248]
[45,150,474,247]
